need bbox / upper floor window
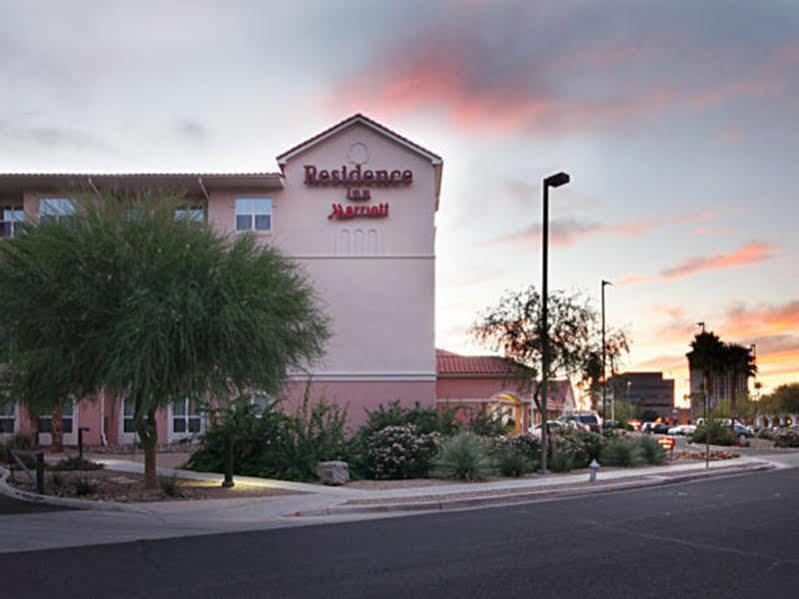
[0,206,23,238]
[40,198,76,225]
[236,198,272,232]
[175,206,205,223]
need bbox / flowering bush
[549,428,605,468]
[363,424,442,479]
[774,428,799,448]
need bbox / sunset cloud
[329,3,799,137]
[480,217,658,248]
[617,274,649,287]
[659,242,778,281]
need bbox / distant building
[609,372,675,420]
[435,349,576,434]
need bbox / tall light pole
[540,171,570,474]
[601,279,612,427]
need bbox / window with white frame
[38,402,74,434]
[123,398,136,433]
[175,206,205,223]
[1,206,23,238]
[235,198,272,232]
[39,198,76,224]
[0,399,15,433]
[172,399,202,434]
[249,391,276,419]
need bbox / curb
[0,466,155,513]
[300,462,775,517]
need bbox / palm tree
[724,343,757,430]
[687,331,726,414]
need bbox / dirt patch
[7,469,301,503]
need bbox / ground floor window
[0,399,15,433]
[38,402,74,434]
[172,399,202,434]
[123,399,136,433]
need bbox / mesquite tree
[472,286,630,414]
[0,193,330,488]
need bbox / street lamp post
[697,322,709,470]
[540,171,570,474]
[601,279,612,428]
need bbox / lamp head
[602,279,613,287]
[544,172,570,188]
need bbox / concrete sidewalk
[0,454,784,554]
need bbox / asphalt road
[3,468,798,599]
[0,492,70,515]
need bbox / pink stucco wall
[4,117,439,445]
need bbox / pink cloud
[660,241,778,281]
[617,274,648,287]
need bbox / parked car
[733,423,754,439]
[559,411,602,433]
[668,424,697,436]
[529,420,575,438]
[641,422,656,433]
[652,422,671,434]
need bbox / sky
[2,0,798,404]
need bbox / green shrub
[363,424,441,479]
[186,394,348,482]
[72,477,99,496]
[550,428,605,468]
[548,450,574,473]
[467,411,507,437]
[432,432,494,481]
[51,457,104,471]
[774,428,799,448]
[638,436,667,465]
[50,472,64,489]
[691,420,736,446]
[600,438,644,467]
[757,428,776,440]
[360,401,461,438]
[488,435,540,477]
[159,476,183,498]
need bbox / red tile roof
[436,348,527,376]
[435,349,574,408]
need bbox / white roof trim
[277,115,443,167]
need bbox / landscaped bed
[6,468,301,503]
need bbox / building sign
[303,164,411,221]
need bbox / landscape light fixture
[540,171,570,474]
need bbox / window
[250,392,276,419]
[175,206,205,223]
[39,198,76,224]
[1,206,23,238]
[38,402,74,434]
[123,399,136,433]
[0,399,15,434]
[173,399,202,434]
[235,198,272,232]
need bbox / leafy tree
[472,286,630,470]
[762,383,799,415]
[472,286,630,415]
[0,193,330,488]
[723,343,756,426]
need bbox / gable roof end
[276,113,443,167]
